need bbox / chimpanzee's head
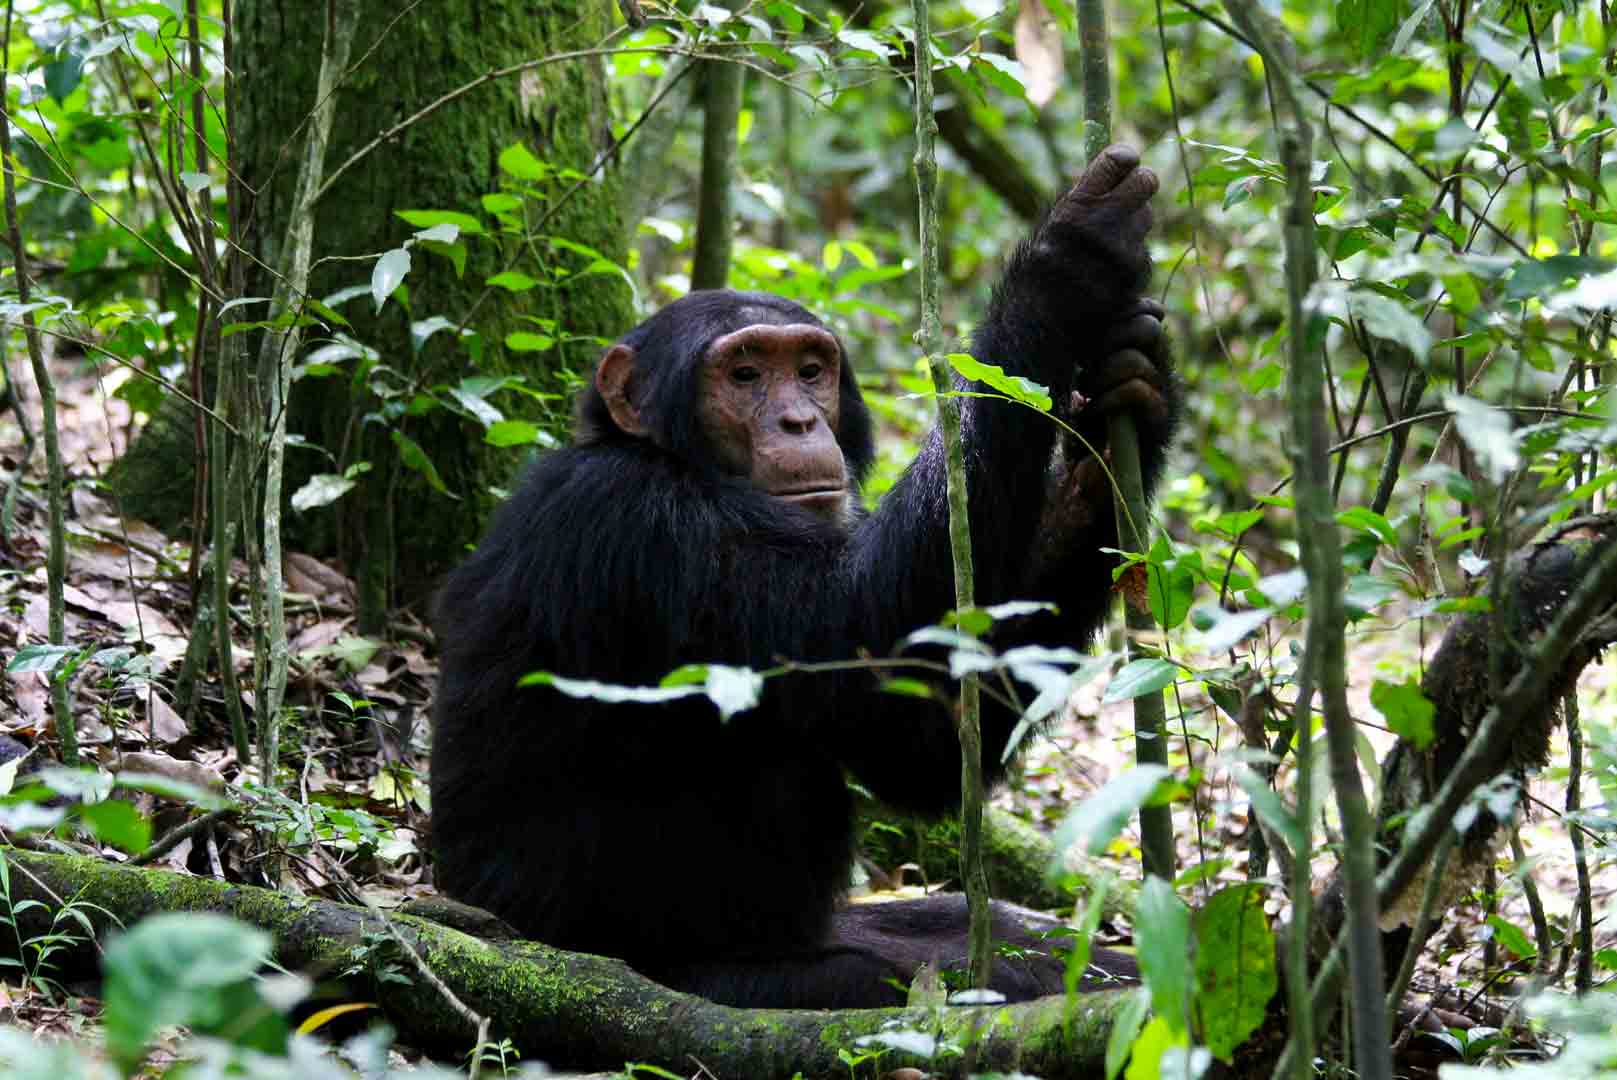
[575,290,876,522]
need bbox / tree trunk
[111,0,632,620]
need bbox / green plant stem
[1077,0,1173,883]
[910,0,991,992]
[1566,691,1594,992]
[255,0,358,784]
[0,0,75,765]
[1216,5,1395,1079]
[690,52,742,290]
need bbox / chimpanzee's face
[695,320,848,523]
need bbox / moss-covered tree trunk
[113,0,632,623]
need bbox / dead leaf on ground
[70,487,168,552]
[6,673,48,729]
[145,690,189,744]
[285,552,356,609]
[112,750,227,793]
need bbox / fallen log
[0,849,1127,1077]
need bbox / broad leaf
[1194,883,1278,1060]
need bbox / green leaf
[482,192,522,214]
[972,53,1030,101]
[389,431,452,496]
[1054,765,1174,859]
[6,644,76,676]
[291,472,357,512]
[1135,877,1191,1035]
[1146,539,1197,631]
[485,420,541,447]
[395,209,484,235]
[879,678,937,700]
[945,353,1052,410]
[1446,393,1520,483]
[113,772,225,810]
[1336,506,1399,547]
[505,331,555,352]
[78,799,151,854]
[1350,291,1432,362]
[43,51,86,104]
[1234,765,1305,857]
[1106,987,1151,1080]
[498,142,549,181]
[371,247,411,312]
[1194,883,1278,1060]
[1371,677,1436,749]
[1103,658,1178,703]
[102,914,284,1071]
[1485,914,1536,960]
[487,271,540,292]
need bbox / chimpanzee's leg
[649,894,1137,1008]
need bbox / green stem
[1078,0,1174,882]
[910,0,991,992]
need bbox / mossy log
[0,849,1128,1077]
[858,803,1137,920]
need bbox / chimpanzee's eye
[799,363,824,381]
[731,366,761,384]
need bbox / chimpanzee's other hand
[1069,297,1175,453]
[1036,144,1158,284]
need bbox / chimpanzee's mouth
[776,486,844,501]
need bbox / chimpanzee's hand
[1034,144,1158,287]
[1063,297,1176,460]
[1030,301,1176,578]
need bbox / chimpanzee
[430,145,1179,1009]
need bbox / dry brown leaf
[1014,0,1064,108]
[7,673,48,729]
[285,551,356,608]
[114,750,227,792]
[145,691,190,744]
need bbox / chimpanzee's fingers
[1070,144,1142,199]
[1132,297,1166,320]
[1089,375,1171,428]
[1102,313,1163,356]
[1085,348,1160,394]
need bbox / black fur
[431,201,1177,1007]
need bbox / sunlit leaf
[370,247,411,312]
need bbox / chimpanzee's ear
[594,345,646,437]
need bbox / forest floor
[0,349,1612,1071]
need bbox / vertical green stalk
[1222,6,1389,1080]
[1078,0,1174,882]
[690,54,742,290]
[910,0,991,991]
[0,0,75,765]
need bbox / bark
[689,57,742,290]
[0,849,1127,1078]
[1284,514,1617,1077]
[1319,514,1617,948]
[110,0,633,613]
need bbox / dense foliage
[0,0,1613,1075]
